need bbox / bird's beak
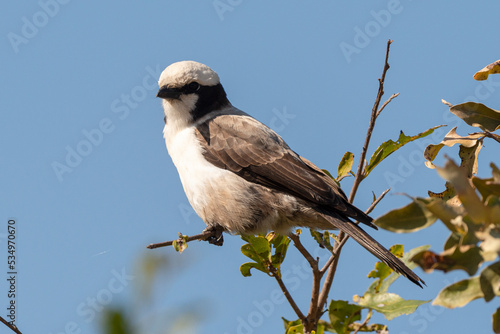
[157,86,181,100]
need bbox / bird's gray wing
[195,114,373,226]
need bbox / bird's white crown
[158,61,220,88]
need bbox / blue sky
[1,1,500,333]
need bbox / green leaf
[282,318,303,334]
[473,59,500,81]
[241,235,271,261]
[356,292,429,321]
[433,276,484,308]
[270,234,291,276]
[172,234,189,254]
[480,261,500,302]
[367,262,392,292]
[449,102,500,132]
[365,125,445,178]
[240,262,269,277]
[240,235,273,277]
[493,308,500,333]
[310,230,334,253]
[375,198,436,233]
[328,300,363,334]
[337,151,354,180]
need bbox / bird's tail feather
[322,213,425,288]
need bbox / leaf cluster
[376,58,500,332]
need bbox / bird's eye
[184,82,200,93]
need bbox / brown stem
[349,39,393,203]
[289,233,318,269]
[146,230,215,249]
[352,309,372,334]
[288,233,321,332]
[365,188,390,216]
[375,93,399,119]
[270,266,306,322]
[0,316,22,334]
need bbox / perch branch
[146,230,215,249]
[0,316,22,334]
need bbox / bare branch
[375,93,399,118]
[353,309,373,334]
[319,235,349,275]
[0,316,22,334]
[349,39,393,203]
[365,188,390,215]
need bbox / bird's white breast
[164,123,231,218]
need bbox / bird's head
[157,61,230,125]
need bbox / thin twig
[289,233,317,269]
[0,316,22,334]
[319,235,349,275]
[349,39,393,203]
[316,250,340,318]
[146,230,214,249]
[270,266,306,321]
[365,188,390,216]
[288,233,321,330]
[375,93,399,118]
[352,309,372,334]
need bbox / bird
[156,60,425,287]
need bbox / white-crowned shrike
[156,61,424,287]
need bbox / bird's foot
[202,225,224,246]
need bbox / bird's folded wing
[195,114,372,224]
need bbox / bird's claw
[203,226,224,246]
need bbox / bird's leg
[202,225,225,246]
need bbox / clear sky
[1,1,500,333]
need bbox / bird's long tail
[321,213,425,288]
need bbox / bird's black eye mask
[157,82,201,100]
[182,82,201,94]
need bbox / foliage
[275,244,430,333]
[376,58,500,333]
